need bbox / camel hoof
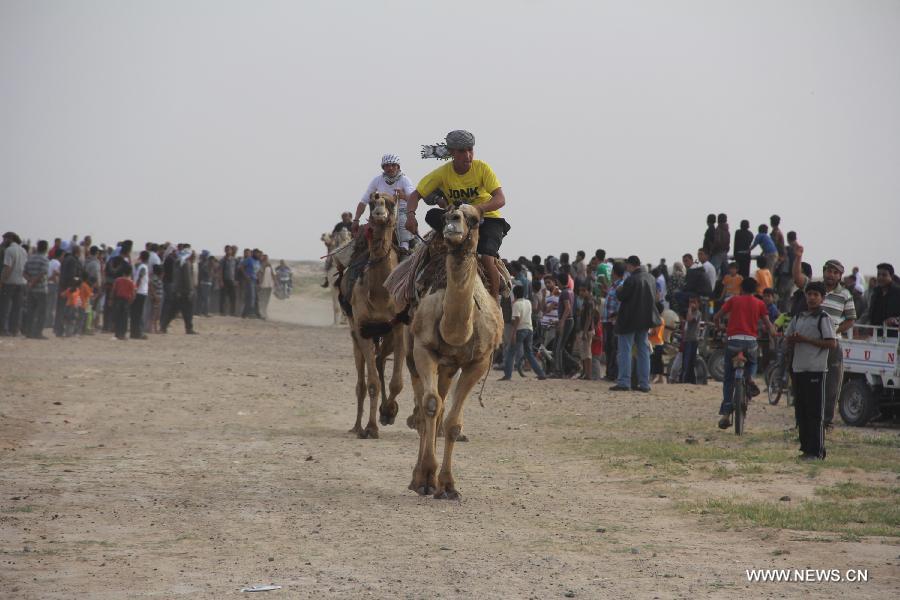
[434,488,460,501]
[457,434,469,442]
[416,485,436,497]
[348,425,362,434]
[405,414,417,429]
[379,408,397,426]
[359,427,379,439]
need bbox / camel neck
[365,222,396,302]
[440,249,478,346]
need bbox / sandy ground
[1,282,898,599]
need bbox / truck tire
[839,379,875,427]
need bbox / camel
[321,229,352,325]
[406,204,503,499]
[341,192,406,439]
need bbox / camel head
[321,232,334,249]
[367,192,397,227]
[442,204,481,251]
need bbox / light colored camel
[343,192,406,439]
[406,204,503,499]
[321,229,352,325]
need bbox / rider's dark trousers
[792,371,827,458]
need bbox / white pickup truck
[839,324,900,426]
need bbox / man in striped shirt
[792,243,856,427]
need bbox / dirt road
[2,294,897,598]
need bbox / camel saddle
[383,231,512,311]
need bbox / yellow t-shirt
[722,274,743,297]
[754,268,773,292]
[416,160,502,218]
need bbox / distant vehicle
[839,324,900,426]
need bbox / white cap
[381,153,400,166]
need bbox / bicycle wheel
[733,376,745,436]
[765,364,782,406]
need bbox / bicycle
[764,335,793,406]
[731,351,750,436]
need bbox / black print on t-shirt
[448,187,479,201]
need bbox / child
[79,278,93,335]
[149,264,163,334]
[590,317,604,381]
[720,263,743,300]
[499,285,547,381]
[759,288,780,370]
[62,278,84,337]
[681,295,701,383]
[785,282,836,460]
[650,302,666,384]
[111,273,136,340]
[754,256,774,293]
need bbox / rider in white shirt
[353,154,415,249]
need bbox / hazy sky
[3,0,899,273]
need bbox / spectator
[770,215,786,270]
[131,250,149,339]
[610,255,661,393]
[681,296,702,384]
[733,219,753,278]
[711,213,730,276]
[149,264,163,334]
[697,248,717,293]
[197,250,212,317]
[162,245,198,335]
[649,303,667,385]
[720,263,743,301]
[702,214,716,256]
[62,277,86,337]
[674,253,712,315]
[0,232,28,336]
[754,256,774,293]
[865,263,900,328]
[111,272,135,340]
[575,284,596,380]
[22,239,50,339]
[499,285,547,381]
[844,275,867,321]
[84,246,103,333]
[594,249,611,287]
[220,245,237,316]
[257,253,275,320]
[785,282,836,460]
[791,243,856,427]
[241,249,261,319]
[750,224,778,271]
[552,273,578,377]
[601,262,626,381]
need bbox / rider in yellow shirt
[405,130,509,299]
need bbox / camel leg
[358,336,382,439]
[435,367,456,439]
[331,285,340,325]
[405,332,422,430]
[380,327,405,426]
[435,355,491,500]
[410,344,440,495]
[349,332,365,434]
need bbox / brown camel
[342,192,406,439]
[406,204,503,499]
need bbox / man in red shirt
[713,277,777,429]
